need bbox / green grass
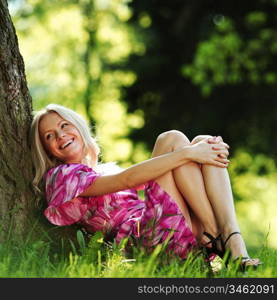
[0,230,276,278]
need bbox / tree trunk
[0,0,36,242]
[0,0,79,246]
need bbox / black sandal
[234,257,262,272]
[223,231,262,270]
[202,232,225,258]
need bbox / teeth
[61,139,73,149]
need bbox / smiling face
[39,112,85,164]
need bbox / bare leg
[201,165,248,258]
[190,135,260,264]
[151,131,219,244]
[151,131,259,265]
[151,140,193,234]
[172,161,221,244]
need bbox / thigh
[150,130,193,228]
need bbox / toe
[243,258,262,267]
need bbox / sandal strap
[224,231,241,247]
[203,232,221,246]
[233,257,262,269]
[234,256,250,261]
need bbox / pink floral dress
[44,163,197,259]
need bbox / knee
[157,130,190,149]
[191,134,213,145]
[191,135,227,145]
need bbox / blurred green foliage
[124,0,277,160]
[10,0,149,166]
[182,12,277,96]
[8,0,277,248]
[228,150,277,248]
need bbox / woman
[30,103,261,269]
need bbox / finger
[212,146,229,155]
[208,139,214,144]
[209,161,228,168]
[210,136,224,144]
[223,143,230,149]
[207,137,217,144]
[216,136,223,143]
[211,146,222,150]
[215,157,230,164]
[215,154,230,161]
[212,145,230,152]
[208,141,217,145]
[217,149,229,157]
[207,138,215,144]
[214,153,229,161]
[217,141,229,149]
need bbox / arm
[79,141,229,197]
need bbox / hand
[189,139,230,168]
[207,136,230,159]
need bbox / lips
[60,138,74,149]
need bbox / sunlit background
[8,0,277,249]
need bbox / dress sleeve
[44,164,100,226]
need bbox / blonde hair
[30,103,100,193]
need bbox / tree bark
[0,0,36,242]
[0,0,79,246]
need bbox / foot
[200,231,224,258]
[233,257,262,271]
[223,231,262,268]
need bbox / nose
[56,129,66,139]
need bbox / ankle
[222,224,240,240]
[203,228,220,238]
[203,223,220,237]
[222,231,249,258]
[201,226,220,246]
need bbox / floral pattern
[44,164,197,259]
